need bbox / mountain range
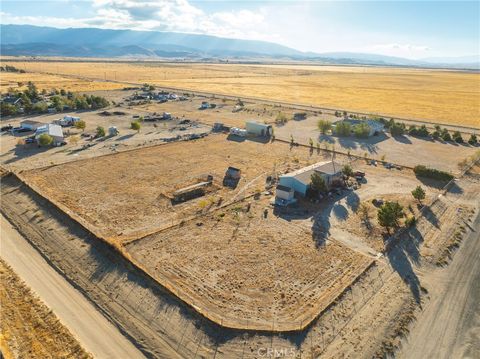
[1,25,478,69]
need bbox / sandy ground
[2,166,478,358]
[274,116,479,174]
[126,197,372,330]
[0,258,91,359]
[0,215,145,359]
[20,135,342,242]
[398,169,480,359]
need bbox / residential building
[278,160,343,197]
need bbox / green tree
[310,172,328,193]
[441,128,452,142]
[38,133,53,146]
[317,119,332,134]
[411,185,426,204]
[96,126,106,137]
[131,121,141,133]
[0,102,17,116]
[334,121,351,136]
[342,164,354,178]
[468,133,477,145]
[453,131,464,143]
[377,201,404,233]
[390,122,405,136]
[353,122,370,138]
[75,120,86,132]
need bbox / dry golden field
[0,71,124,93]
[2,60,480,126]
[0,259,91,359]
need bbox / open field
[0,259,91,359]
[0,71,124,93]
[3,60,480,126]
[21,135,342,243]
[126,197,372,330]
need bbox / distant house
[278,160,342,197]
[245,121,272,137]
[333,119,384,136]
[20,120,44,131]
[35,124,64,145]
[2,96,22,106]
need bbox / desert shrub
[405,216,416,227]
[413,165,454,181]
[275,112,288,125]
[317,119,332,134]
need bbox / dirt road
[398,210,480,359]
[0,214,146,359]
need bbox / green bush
[334,121,351,136]
[96,126,106,137]
[453,131,464,143]
[405,216,416,227]
[317,119,332,134]
[441,129,452,142]
[413,165,454,182]
[38,133,53,146]
[468,134,477,145]
[390,122,405,136]
[354,122,370,138]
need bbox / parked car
[354,171,365,177]
[12,127,30,133]
[25,137,35,144]
[1,124,13,132]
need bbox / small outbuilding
[245,121,272,137]
[223,166,241,188]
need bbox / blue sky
[1,1,479,59]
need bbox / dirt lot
[4,60,479,126]
[273,115,479,174]
[0,259,91,359]
[20,135,343,243]
[0,105,211,172]
[126,197,372,331]
[2,163,478,357]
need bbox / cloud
[1,0,277,42]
